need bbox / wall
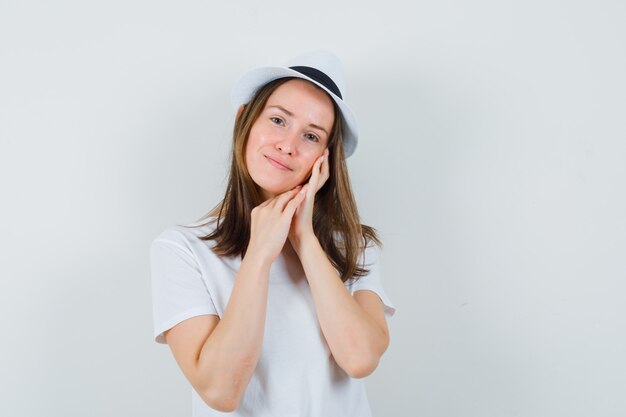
[1,0,624,416]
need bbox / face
[245,78,335,200]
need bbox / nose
[275,131,299,155]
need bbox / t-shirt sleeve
[346,243,397,318]
[150,230,219,344]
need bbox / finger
[273,186,302,210]
[283,187,307,218]
[321,152,330,181]
[317,153,325,170]
[308,155,324,188]
[313,154,327,185]
[311,150,329,191]
[298,185,314,216]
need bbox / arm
[291,235,390,378]
[165,250,272,412]
[163,187,306,412]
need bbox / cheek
[248,123,274,146]
[302,148,323,168]
[245,126,268,163]
[295,154,320,180]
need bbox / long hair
[184,77,381,282]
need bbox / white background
[1,1,625,416]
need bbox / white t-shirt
[150,220,396,417]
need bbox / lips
[265,155,291,170]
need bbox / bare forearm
[294,236,388,376]
[196,250,272,405]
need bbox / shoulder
[362,238,381,261]
[152,218,218,245]
[331,230,381,262]
[150,219,220,262]
[355,233,382,266]
[149,218,232,274]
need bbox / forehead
[265,79,335,127]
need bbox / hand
[288,148,330,249]
[248,185,308,263]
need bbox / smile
[265,156,291,171]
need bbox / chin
[251,171,300,192]
[266,184,294,195]
[252,177,286,194]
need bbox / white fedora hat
[230,50,359,158]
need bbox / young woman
[150,51,397,416]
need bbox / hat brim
[230,66,358,158]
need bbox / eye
[270,116,319,142]
[305,133,319,142]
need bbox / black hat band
[288,65,343,100]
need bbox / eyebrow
[267,105,329,136]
